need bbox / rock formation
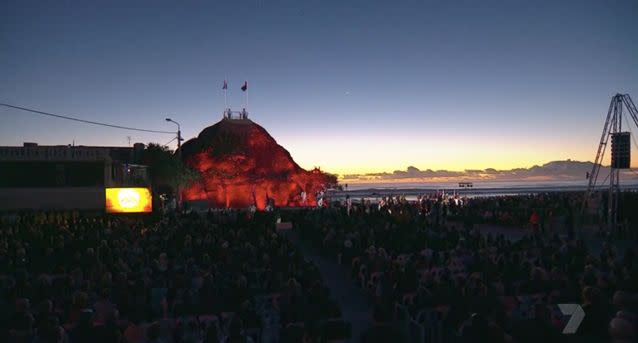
[179,118,335,209]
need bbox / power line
[0,103,175,134]
[164,136,177,146]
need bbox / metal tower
[584,94,638,230]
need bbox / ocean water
[345,179,638,190]
[329,179,638,199]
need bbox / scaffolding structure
[584,94,638,230]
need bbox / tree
[141,143,198,195]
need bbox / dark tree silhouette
[141,143,198,195]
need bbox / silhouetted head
[228,316,243,336]
[372,304,390,324]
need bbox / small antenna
[127,136,131,146]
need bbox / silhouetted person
[513,304,561,343]
[360,304,405,343]
[566,202,575,240]
[578,286,612,342]
[32,316,64,343]
[226,316,254,343]
[145,322,164,343]
[203,324,220,343]
[69,310,94,343]
[461,313,490,343]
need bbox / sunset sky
[2,0,637,176]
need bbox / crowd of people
[0,211,346,343]
[339,191,637,240]
[295,192,638,342]
[1,190,636,343]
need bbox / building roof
[0,143,145,163]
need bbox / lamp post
[165,117,183,210]
[165,118,182,158]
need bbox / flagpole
[227,80,231,111]
[241,81,248,118]
[222,80,229,119]
[243,81,248,110]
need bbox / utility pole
[165,118,182,158]
[165,117,184,210]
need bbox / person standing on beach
[566,202,575,240]
[529,211,540,235]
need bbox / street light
[165,117,183,211]
[165,118,182,157]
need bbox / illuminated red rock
[179,117,336,209]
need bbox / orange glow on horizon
[277,132,619,177]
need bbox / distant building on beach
[458,182,474,188]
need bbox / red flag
[241,81,247,92]
[222,80,227,90]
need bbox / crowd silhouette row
[296,192,637,342]
[1,211,346,343]
[1,191,637,343]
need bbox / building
[0,142,149,210]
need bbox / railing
[223,109,249,120]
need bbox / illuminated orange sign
[105,188,152,213]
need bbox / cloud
[339,160,638,183]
